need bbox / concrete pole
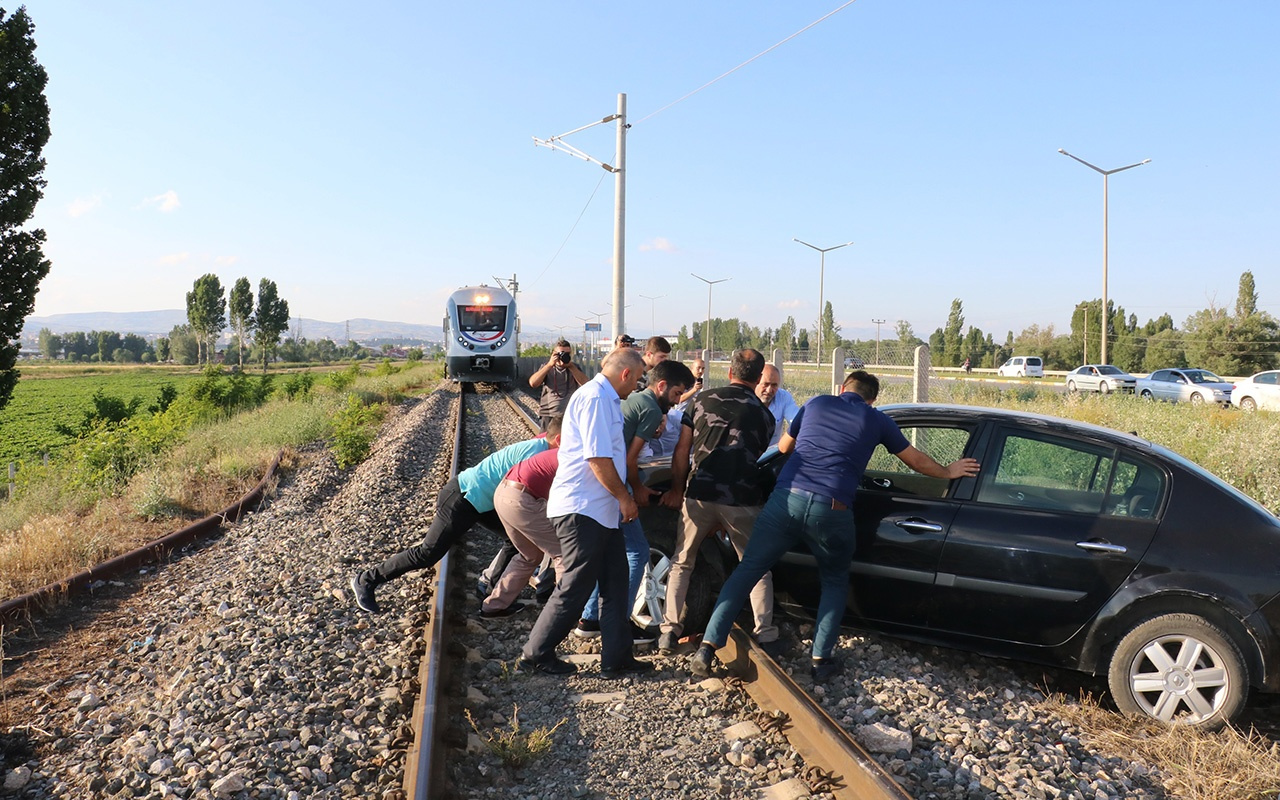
[611,93,627,342]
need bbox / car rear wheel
[1240,397,1257,412]
[1107,613,1248,730]
[1190,392,1205,405]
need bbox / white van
[997,356,1044,378]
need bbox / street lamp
[574,314,593,361]
[639,293,665,337]
[1058,149,1150,366]
[793,238,853,365]
[589,310,607,359]
[871,318,885,366]
[691,273,729,358]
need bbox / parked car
[844,355,866,369]
[1136,368,1234,405]
[1231,370,1280,412]
[638,405,1280,729]
[1065,364,1137,394]
[996,356,1044,378]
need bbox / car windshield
[1184,370,1223,384]
[1096,366,1124,375]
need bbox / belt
[789,486,848,512]
[501,479,528,493]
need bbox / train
[443,284,519,385]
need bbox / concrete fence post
[914,345,931,403]
[830,347,845,395]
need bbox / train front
[445,287,518,385]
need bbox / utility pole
[871,318,885,365]
[535,94,628,342]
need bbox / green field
[0,366,202,462]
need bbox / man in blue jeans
[690,370,980,682]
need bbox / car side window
[976,431,1114,514]
[1258,373,1279,386]
[1105,458,1164,519]
[864,425,972,498]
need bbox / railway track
[2,380,1276,798]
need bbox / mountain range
[21,310,444,344]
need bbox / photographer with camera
[530,339,587,431]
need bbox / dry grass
[1044,693,1280,800]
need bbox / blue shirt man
[691,371,980,682]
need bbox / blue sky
[22,1,1280,344]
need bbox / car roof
[878,403,1158,449]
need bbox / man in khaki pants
[657,348,780,656]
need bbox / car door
[1256,372,1280,410]
[1166,370,1191,402]
[928,426,1163,647]
[1072,368,1097,392]
[804,421,976,629]
[1146,369,1172,401]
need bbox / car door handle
[1076,540,1128,554]
[894,518,943,534]
[869,478,892,489]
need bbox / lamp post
[793,238,853,365]
[1058,149,1150,366]
[871,318,885,366]
[574,314,593,362]
[639,293,665,337]
[691,273,729,358]
[589,310,607,359]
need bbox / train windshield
[459,305,506,333]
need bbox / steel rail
[719,628,911,800]
[404,388,467,799]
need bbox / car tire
[1240,396,1257,412]
[1107,613,1249,730]
[1100,381,1111,394]
[637,516,716,635]
[1066,380,1077,394]
[1190,392,1205,405]
[1140,389,1154,401]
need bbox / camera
[619,335,636,347]
[695,377,703,385]
[556,351,571,364]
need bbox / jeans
[702,487,856,659]
[580,517,648,623]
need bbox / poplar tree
[253,278,290,372]
[228,277,254,369]
[0,7,51,412]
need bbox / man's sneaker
[572,618,601,639]
[516,656,577,676]
[631,623,656,645]
[690,644,715,678]
[601,658,656,679]
[657,630,679,654]
[757,639,786,660]
[811,656,842,683]
[350,572,380,614]
[479,601,529,619]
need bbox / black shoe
[572,618,601,639]
[601,658,655,679]
[690,644,715,678]
[631,623,657,645]
[480,601,529,619]
[350,573,380,614]
[657,630,679,654]
[535,588,553,605]
[811,656,842,682]
[757,639,786,660]
[516,656,577,676]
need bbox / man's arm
[528,357,557,388]
[778,431,797,454]
[588,456,639,523]
[626,436,659,505]
[660,425,694,509]
[895,445,981,480]
[566,361,587,386]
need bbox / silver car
[1231,370,1280,412]
[1065,364,1138,394]
[1137,368,1233,405]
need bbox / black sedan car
[637,404,1280,729]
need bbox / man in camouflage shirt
[657,348,779,655]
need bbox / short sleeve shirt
[538,366,579,417]
[777,392,909,509]
[457,436,550,513]
[504,447,559,500]
[621,388,664,445]
[766,389,803,447]
[685,383,775,506]
[546,373,627,527]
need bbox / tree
[185,273,226,364]
[253,278,290,372]
[942,299,965,367]
[167,324,199,365]
[121,333,149,362]
[37,326,60,358]
[0,8,51,412]
[814,301,840,364]
[228,276,254,369]
[95,330,121,363]
[1236,270,1258,318]
[155,336,171,363]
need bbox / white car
[996,356,1044,378]
[1231,370,1280,412]
[1136,368,1234,405]
[1065,365,1138,394]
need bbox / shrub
[327,365,361,391]
[329,393,384,469]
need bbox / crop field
[0,366,201,462]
